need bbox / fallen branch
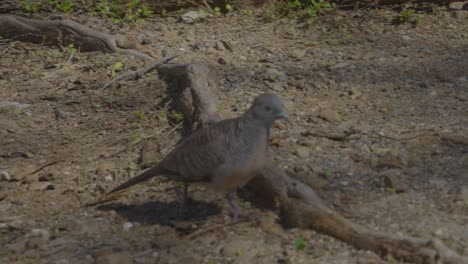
[0,15,154,62]
[101,55,178,89]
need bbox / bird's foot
[226,192,249,221]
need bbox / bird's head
[249,93,289,125]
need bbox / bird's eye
[265,106,271,111]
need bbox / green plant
[266,0,336,23]
[394,8,421,25]
[294,237,306,250]
[226,4,234,12]
[135,111,147,120]
[95,0,153,23]
[170,111,184,123]
[111,61,124,77]
[130,131,142,141]
[214,6,222,16]
[49,0,74,14]
[22,0,38,13]
[101,95,114,106]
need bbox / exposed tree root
[0,15,154,62]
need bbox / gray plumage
[90,93,288,219]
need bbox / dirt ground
[1,4,467,264]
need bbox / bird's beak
[276,112,290,123]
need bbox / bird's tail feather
[84,166,161,207]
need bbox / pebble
[0,100,30,115]
[29,182,54,191]
[263,68,287,82]
[180,11,206,24]
[318,109,342,123]
[380,169,409,193]
[0,171,11,181]
[123,222,134,231]
[288,49,306,59]
[294,146,310,158]
[448,2,467,10]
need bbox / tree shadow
[97,199,222,226]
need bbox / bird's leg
[174,182,189,208]
[226,192,248,221]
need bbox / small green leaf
[226,4,233,12]
[130,131,142,141]
[294,237,306,251]
[135,111,146,120]
[129,162,139,171]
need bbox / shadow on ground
[97,199,222,225]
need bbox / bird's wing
[159,119,235,182]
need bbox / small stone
[454,187,468,206]
[380,169,408,193]
[217,57,227,64]
[139,34,152,45]
[448,2,467,10]
[401,35,411,41]
[54,107,69,120]
[140,141,159,168]
[0,100,30,115]
[180,11,206,24]
[294,146,310,158]
[29,228,51,243]
[123,222,133,231]
[24,174,40,183]
[215,40,226,51]
[288,49,306,59]
[0,171,11,181]
[263,68,287,82]
[29,182,53,191]
[318,109,342,123]
[328,61,352,70]
[96,162,113,175]
[304,173,328,190]
[239,55,247,61]
[205,47,217,55]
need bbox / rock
[266,82,284,92]
[96,162,114,175]
[318,109,342,123]
[239,55,247,61]
[454,187,468,206]
[256,212,282,234]
[29,182,53,191]
[328,61,352,70]
[0,171,11,181]
[123,222,133,231]
[380,169,409,193]
[54,107,69,120]
[0,100,30,115]
[448,2,467,10]
[0,118,20,134]
[215,40,226,51]
[304,172,328,190]
[218,57,227,64]
[138,34,152,44]
[27,228,51,249]
[95,252,133,264]
[294,146,310,158]
[288,49,306,59]
[140,141,159,168]
[401,35,411,41]
[180,11,206,24]
[263,68,287,82]
[24,174,40,183]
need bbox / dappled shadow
[97,199,222,225]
